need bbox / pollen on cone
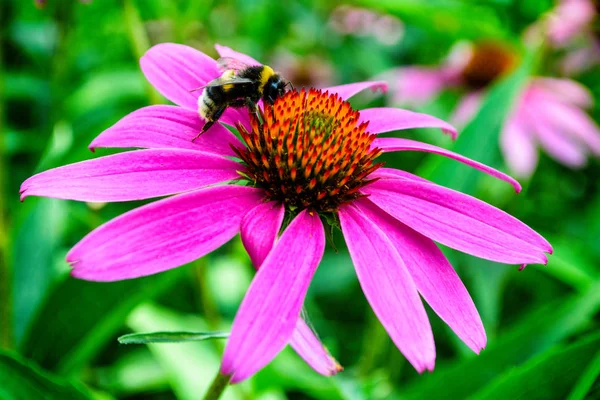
[233,89,383,212]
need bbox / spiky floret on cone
[234,89,383,213]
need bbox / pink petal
[221,210,325,383]
[323,81,388,101]
[240,203,342,376]
[360,108,457,139]
[240,201,284,267]
[390,66,457,106]
[532,77,593,108]
[355,199,486,353]
[450,91,483,128]
[369,167,429,183]
[289,319,343,376]
[546,0,596,46]
[525,105,588,168]
[363,178,552,264]
[20,149,241,202]
[67,186,264,281]
[140,43,219,111]
[214,44,262,66]
[89,105,243,157]
[500,115,539,179]
[372,137,521,192]
[532,95,600,155]
[339,205,435,373]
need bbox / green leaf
[534,234,596,293]
[471,333,600,400]
[419,45,537,195]
[567,349,600,400]
[126,304,242,400]
[19,269,184,375]
[0,351,93,400]
[396,283,600,400]
[12,199,68,344]
[118,331,229,344]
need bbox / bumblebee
[193,58,292,141]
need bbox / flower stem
[202,370,231,400]
[122,0,162,105]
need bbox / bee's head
[263,75,289,104]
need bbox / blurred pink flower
[271,51,335,89]
[21,43,551,383]
[546,0,596,46]
[388,41,600,178]
[527,0,600,74]
[329,5,404,45]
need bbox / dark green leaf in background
[11,199,67,345]
[19,269,183,375]
[0,351,93,400]
[471,332,600,400]
[396,283,600,400]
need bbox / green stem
[194,259,221,332]
[357,311,388,376]
[122,0,162,105]
[202,371,231,400]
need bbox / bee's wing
[189,75,254,92]
[217,57,253,73]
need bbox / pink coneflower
[272,51,335,90]
[388,40,600,178]
[525,0,600,74]
[21,43,551,383]
[329,5,404,46]
[546,0,597,46]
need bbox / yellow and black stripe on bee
[193,61,292,141]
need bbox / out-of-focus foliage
[1,0,599,399]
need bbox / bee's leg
[245,98,259,116]
[192,107,226,142]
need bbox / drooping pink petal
[89,105,243,157]
[323,81,388,101]
[20,149,241,202]
[67,186,264,281]
[240,201,284,267]
[360,108,457,139]
[289,319,343,376]
[339,205,435,373]
[532,77,593,108]
[240,202,342,376]
[450,91,483,128]
[372,137,521,192]
[214,44,262,66]
[140,43,219,111]
[221,210,325,383]
[354,198,486,353]
[524,105,588,168]
[500,115,539,179]
[532,95,600,155]
[363,178,552,264]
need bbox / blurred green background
[2,0,600,399]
